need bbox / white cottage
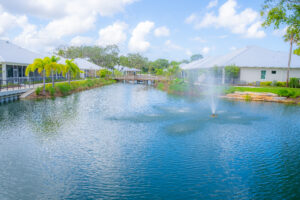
[0,40,43,81]
[181,46,300,84]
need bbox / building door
[13,66,18,83]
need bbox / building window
[272,70,276,74]
[261,70,266,79]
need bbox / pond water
[0,84,300,199]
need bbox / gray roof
[74,58,103,70]
[0,40,43,65]
[58,57,103,70]
[114,65,141,72]
[181,46,300,70]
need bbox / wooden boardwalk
[113,74,168,82]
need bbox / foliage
[245,94,252,101]
[289,77,300,88]
[35,87,41,95]
[36,78,116,97]
[166,61,181,77]
[63,59,81,84]
[169,78,188,93]
[155,68,164,76]
[56,45,120,69]
[190,54,203,62]
[97,69,112,78]
[260,81,272,86]
[225,65,240,83]
[261,0,300,58]
[113,69,122,76]
[157,82,165,91]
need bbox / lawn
[225,86,300,98]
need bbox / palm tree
[283,26,300,87]
[44,56,64,88]
[63,59,81,85]
[25,58,47,93]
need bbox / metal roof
[73,58,103,70]
[0,40,44,64]
[58,57,103,70]
[114,65,141,72]
[181,46,300,70]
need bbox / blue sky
[0,0,289,61]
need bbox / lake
[0,83,299,199]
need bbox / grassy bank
[156,78,201,96]
[31,78,116,99]
[225,86,300,98]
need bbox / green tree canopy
[190,54,203,62]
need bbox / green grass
[225,86,300,98]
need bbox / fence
[0,76,67,91]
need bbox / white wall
[240,67,300,83]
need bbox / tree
[45,56,64,88]
[261,0,300,86]
[225,65,240,84]
[284,27,300,86]
[25,58,49,93]
[97,69,112,78]
[63,59,81,85]
[166,61,181,78]
[190,54,203,62]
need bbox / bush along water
[34,78,116,98]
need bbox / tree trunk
[68,71,71,85]
[43,69,46,93]
[52,70,55,88]
[287,36,293,87]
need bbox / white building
[114,65,141,75]
[181,46,300,84]
[0,40,43,81]
[73,58,103,78]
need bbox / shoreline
[24,79,116,100]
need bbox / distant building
[67,58,103,78]
[114,65,141,75]
[181,46,300,84]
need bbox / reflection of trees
[25,94,80,138]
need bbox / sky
[0,0,290,61]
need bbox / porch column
[2,63,7,85]
[222,67,225,85]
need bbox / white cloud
[273,27,287,37]
[0,0,137,53]
[192,36,206,43]
[230,46,237,51]
[70,36,94,46]
[128,21,155,52]
[98,22,128,46]
[185,14,197,24]
[188,0,265,39]
[218,35,228,39]
[154,26,170,37]
[202,47,211,54]
[165,40,182,50]
[186,49,193,57]
[0,0,137,19]
[207,0,218,9]
[245,21,266,38]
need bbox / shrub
[157,82,165,90]
[97,69,112,78]
[245,94,252,101]
[278,89,297,98]
[49,87,56,97]
[56,83,71,95]
[276,81,286,87]
[289,78,300,88]
[35,87,41,95]
[169,78,188,93]
[260,81,272,86]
